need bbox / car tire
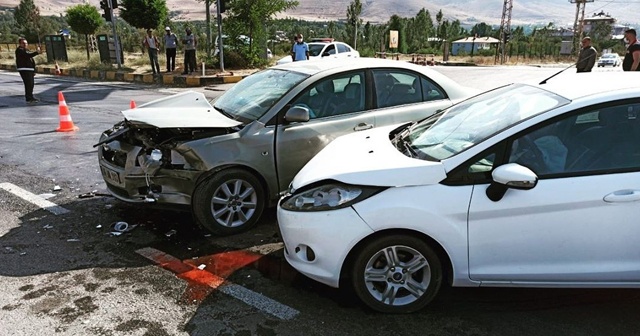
[351,235,442,313]
[192,168,265,236]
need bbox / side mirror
[486,163,538,202]
[284,105,310,123]
[322,52,330,57]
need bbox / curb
[0,63,248,87]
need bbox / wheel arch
[339,228,454,288]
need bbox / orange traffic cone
[130,100,136,109]
[56,92,79,132]
[54,62,61,75]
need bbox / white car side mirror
[486,163,538,202]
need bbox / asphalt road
[1,64,637,336]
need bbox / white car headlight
[280,182,384,212]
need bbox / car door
[275,70,373,192]
[337,43,353,58]
[371,69,453,127]
[467,101,640,283]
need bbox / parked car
[278,72,640,313]
[96,58,474,235]
[276,41,360,65]
[597,53,621,67]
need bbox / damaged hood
[122,91,242,128]
[291,125,447,189]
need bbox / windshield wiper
[213,105,236,120]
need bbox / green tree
[590,21,618,53]
[346,0,362,49]
[411,8,434,51]
[66,4,103,60]
[119,0,169,30]
[224,0,298,66]
[14,0,41,44]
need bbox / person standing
[164,27,178,72]
[622,29,640,71]
[576,37,597,73]
[15,37,42,104]
[291,33,309,62]
[142,29,161,75]
[182,28,197,75]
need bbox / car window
[508,102,640,176]
[308,44,324,57]
[289,71,366,119]
[323,44,337,56]
[373,70,447,108]
[337,43,349,53]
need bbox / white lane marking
[0,182,70,215]
[219,283,299,320]
[136,247,299,320]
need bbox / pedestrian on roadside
[142,29,161,75]
[576,37,597,73]
[291,33,309,62]
[15,37,43,104]
[164,26,178,72]
[182,28,197,75]
[622,29,640,71]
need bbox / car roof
[271,57,431,76]
[529,72,640,100]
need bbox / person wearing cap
[182,27,197,75]
[164,27,178,72]
[142,28,161,75]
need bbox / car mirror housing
[284,106,310,123]
[486,163,538,202]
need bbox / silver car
[96,58,473,235]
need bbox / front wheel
[351,235,442,313]
[192,169,265,236]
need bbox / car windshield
[399,84,570,161]
[309,44,326,57]
[213,69,308,123]
[602,54,616,59]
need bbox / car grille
[102,147,128,168]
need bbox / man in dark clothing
[15,37,42,103]
[622,29,640,71]
[576,37,597,73]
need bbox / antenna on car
[539,52,597,85]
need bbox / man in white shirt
[164,27,178,72]
[142,29,161,75]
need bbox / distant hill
[1,0,637,27]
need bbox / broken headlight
[280,182,384,212]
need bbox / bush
[219,50,248,69]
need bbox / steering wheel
[514,135,547,174]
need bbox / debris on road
[197,264,206,270]
[53,185,62,191]
[67,239,80,242]
[43,224,53,229]
[165,229,177,237]
[112,221,137,233]
[96,224,102,229]
[38,193,56,199]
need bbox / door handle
[603,190,640,203]
[354,123,373,131]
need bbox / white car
[597,53,621,67]
[276,42,360,65]
[278,72,640,313]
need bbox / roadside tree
[119,0,168,30]
[13,0,41,44]
[66,4,103,60]
[345,0,362,49]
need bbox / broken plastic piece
[96,224,102,229]
[78,192,95,199]
[105,204,113,209]
[165,229,177,237]
[67,239,80,242]
[197,264,206,270]
[43,224,53,229]
[112,222,138,233]
[109,232,123,236]
[53,185,62,191]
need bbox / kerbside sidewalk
[0,63,251,87]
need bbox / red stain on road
[136,247,264,304]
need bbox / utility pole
[206,0,211,58]
[496,0,513,65]
[216,0,225,72]
[569,0,594,55]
